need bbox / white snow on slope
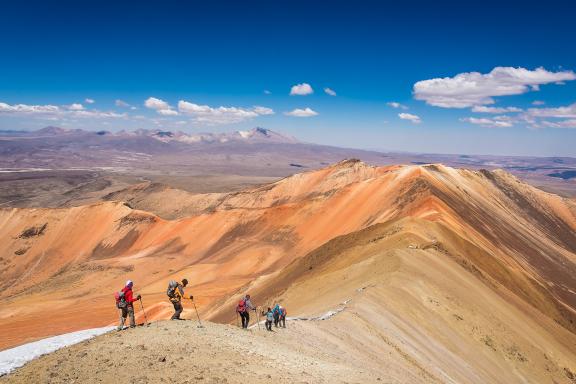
[0,326,114,376]
[249,299,352,328]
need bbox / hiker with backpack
[116,280,141,330]
[272,303,281,328]
[236,294,256,329]
[167,279,192,320]
[262,307,274,331]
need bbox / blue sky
[1,0,576,156]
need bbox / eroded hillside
[1,160,576,382]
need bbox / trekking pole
[139,297,149,326]
[192,300,204,328]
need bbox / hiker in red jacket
[117,280,141,330]
[236,294,256,329]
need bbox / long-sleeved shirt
[244,297,255,310]
[121,286,137,305]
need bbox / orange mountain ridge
[1,160,576,382]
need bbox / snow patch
[238,130,251,138]
[0,326,114,376]
[288,299,351,322]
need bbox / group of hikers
[115,279,287,331]
[235,294,287,331]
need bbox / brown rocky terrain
[1,160,576,382]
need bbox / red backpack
[236,299,246,313]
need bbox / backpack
[237,298,247,313]
[167,280,178,300]
[115,290,127,309]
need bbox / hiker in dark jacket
[118,280,141,330]
[279,305,287,328]
[168,279,192,320]
[236,294,256,329]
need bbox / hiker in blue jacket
[272,303,282,327]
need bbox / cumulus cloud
[145,97,171,110]
[84,98,95,104]
[284,107,318,117]
[0,103,60,114]
[516,102,576,129]
[532,100,545,106]
[387,102,408,110]
[67,103,85,111]
[471,106,522,113]
[145,97,177,116]
[398,112,421,124]
[290,83,314,96]
[525,102,576,118]
[324,87,337,96]
[0,101,125,119]
[461,116,513,128]
[178,100,274,124]
[157,109,179,116]
[253,106,275,115]
[413,67,576,108]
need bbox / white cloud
[387,102,408,110]
[0,103,61,114]
[67,103,85,111]
[284,107,318,117]
[0,102,125,119]
[71,110,126,118]
[471,106,522,113]
[413,67,576,108]
[290,83,314,96]
[253,106,275,115]
[178,101,274,124]
[461,117,513,128]
[144,97,177,116]
[398,112,421,124]
[324,87,337,96]
[541,119,576,128]
[525,102,576,118]
[157,109,179,116]
[532,100,545,106]
[144,97,171,110]
[84,98,95,104]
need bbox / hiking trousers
[171,301,183,320]
[265,320,272,331]
[280,315,286,328]
[274,312,280,327]
[118,306,135,330]
[239,311,250,328]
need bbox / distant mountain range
[1,126,575,196]
[0,126,300,145]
